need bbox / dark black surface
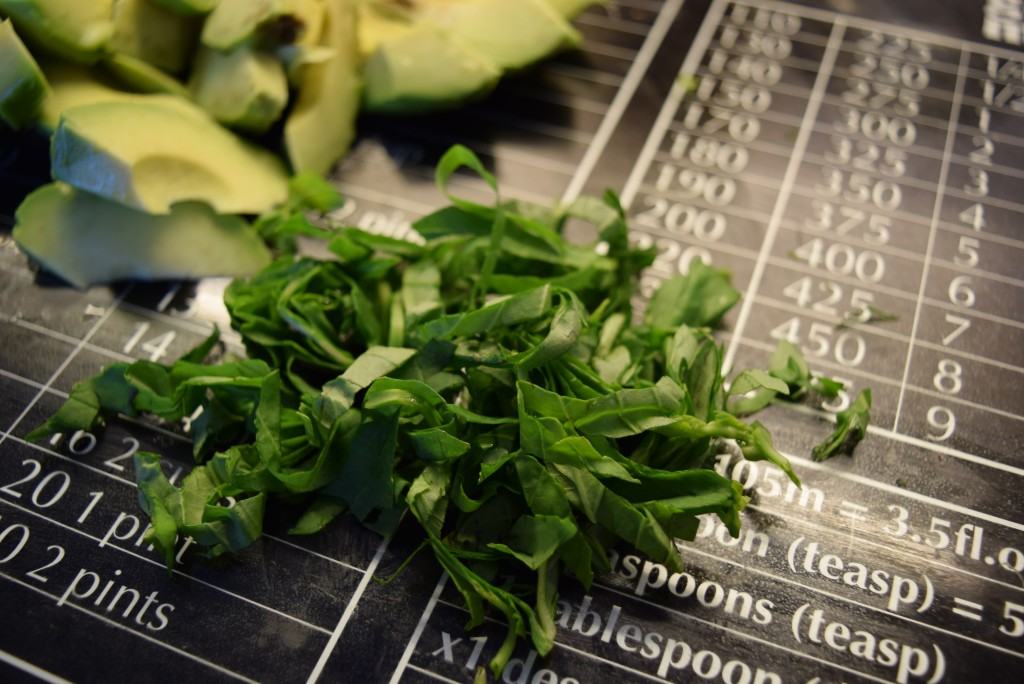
[2,1,1023,682]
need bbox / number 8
[933,359,962,395]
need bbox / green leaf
[727,369,790,415]
[511,292,585,372]
[811,375,845,399]
[664,325,704,384]
[26,363,136,442]
[516,380,586,423]
[409,425,471,462]
[29,144,866,674]
[363,377,446,425]
[435,144,498,204]
[552,463,682,573]
[812,389,872,461]
[514,454,572,518]
[181,327,222,364]
[740,420,801,486]
[407,462,452,536]
[574,377,686,438]
[325,410,402,530]
[644,260,740,328]
[315,346,416,423]
[685,340,723,421]
[487,514,577,570]
[289,496,347,535]
[289,172,343,212]
[769,340,811,394]
[560,532,594,588]
[401,260,442,321]
[133,452,180,569]
[417,286,552,341]
[545,436,639,483]
[133,452,266,567]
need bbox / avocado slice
[150,0,219,14]
[0,0,114,63]
[201,0,322,51]
[110,0,200,74]
[274,0,326,84]
[420,0,580,71]
[359,4,499,113]
[52,98,289,214]
[38,61,196,130]
[0,19,50,128]
[13,183,272,288]
[189,46,288,133]
[284,0,359,175]
[103,53,191,98]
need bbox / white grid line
[738,501,1024,595]
[389,573,450,684]
[0,288,130,448]
[1,429,371,575]
[306,535,394,683]
[723,19,849,374]
[0,648,72,684]
[0,496,333,636]
[562,0,686,203]
[0,570,258,683]
[893,49,971,432]
[620,0,731,208]
[679,540,1024,659]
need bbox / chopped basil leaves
[31,146,870,679]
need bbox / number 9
[926,406,955,441]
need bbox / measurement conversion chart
[1,1,1022,682]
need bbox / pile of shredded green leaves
[28,146,870,679]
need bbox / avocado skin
[0,0,114,63]
[13,183,272,288]
[0,19,50,128]
[284,0,360,176]
[51,98,289,214]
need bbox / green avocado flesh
[274,0,325,83]
[359,5,499,113]
[110,0,199,74]
[150,0,219,15]
[0,19,50,128]
[13,183,272,288]
[190,46,288,132]
[202,0,319,51]
[51,98,289,214]
[102,53,190,97]
[0,0,114,63]
[359,0,583,113]
[422,0,579,71]
[38,62,194,130]
[284,0,359,175]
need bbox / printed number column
[629,2,835,325]
[733,27,958,437]
[896,47,1024,468]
